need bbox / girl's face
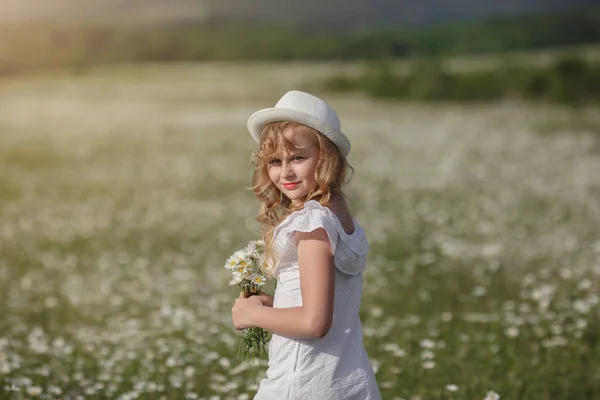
[267,126,320,206]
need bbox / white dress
[255,200,381,400]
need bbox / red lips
[283,182,300,189]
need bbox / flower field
[0,63,599,399]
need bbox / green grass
[0,63,599,399]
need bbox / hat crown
[247,90,351,157]
[275,91,341,132]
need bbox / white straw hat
[247,90,351,157]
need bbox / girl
[231,90,381,400]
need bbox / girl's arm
[233,228,335,339]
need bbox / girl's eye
[293,156,304,161]
[269,159,281,165]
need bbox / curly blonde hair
[250,121,353,273]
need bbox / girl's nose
[281,163,295,179]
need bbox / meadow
[1,62,600,400]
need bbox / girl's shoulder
[275,200,364,240]
[273,200,368,275]
[274,200,338,240]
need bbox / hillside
[0,0,597,27]
[0,5,599,74]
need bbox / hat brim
[247,107,351,157]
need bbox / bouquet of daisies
[225,240,271,361]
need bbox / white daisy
[259,255,275,274]
[26,386,42,396]
[245,240,264,257]
[505,326,519,338]
[228,272,244,286]
[232,250,248,264]
[234,260,251,276]
[248,240,265,248]
[483,391,500,400]
[48,386,62,395]
[244,243,258,258]
[224,254,238,270]
[445,384,459,392]
[422,361,436,369]
[573,299,591,314]
[249,274,267,287]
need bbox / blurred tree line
[0,7,599,74]
[322,54,600,104]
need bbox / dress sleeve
[273,201,339,256]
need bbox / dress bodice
[254,200,381,400]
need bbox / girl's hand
[240,289,274,307]
[232,292,263,330]
[257,290,274,307]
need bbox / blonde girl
[231,91,381,400]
